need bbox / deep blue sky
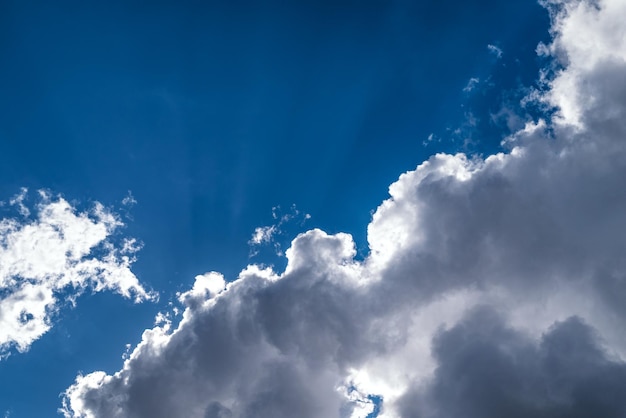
[0,0,549,415]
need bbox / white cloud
[177,272,226,306]
[463,77,480,92]
[487,43,503,58]
[9,187,30,217]
[540,0,626,127]
[121,191,137,206]
[0,190,155,356]
[61,1,626,417]
[249,225,277,245]
[422,133,442,147]
[248,205,311,257]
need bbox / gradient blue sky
[0,1,552,416]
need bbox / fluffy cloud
[62,0,626,417]
[540,0,626,127]
[0,190,154,356]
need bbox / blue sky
[5,0,626,417]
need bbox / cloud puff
[0,190,154,356]
[61,0,626,417]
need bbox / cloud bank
[62,0,626,417]
[0,190,153,356]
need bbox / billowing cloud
[397,307,626,418]
[0,190,154,356]
[61,0,626,417]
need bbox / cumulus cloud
[397,307,626,418]
[540,0,626,127]
[0,190,154,356]
[61,0,626,417]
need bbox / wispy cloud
[8,187,30,217]
[487,43,503,58]
[249,225,277,246]
[248,205,311,257]
[121,190,137,206]
[463,77,480,92]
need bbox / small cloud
[249,225,277,245]
[422,133,441,147]
[536,42,550,57]
[9,187,29,217]
[121,343,132,360]
[121,237,142,255]
[490,105,527,133]
[249,205,311,257]
[463,77,480,93]
[465,111,478,127]
[444,112,480,150]
[122,191,137,206]
[487,44,503,59]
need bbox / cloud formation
[487,43,503,59]
[397,307,626,418]
[62,0,626,417]
[0,190,154,356]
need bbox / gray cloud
[62,0,626,417]
[399,307,626,418]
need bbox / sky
[1,0,626,417]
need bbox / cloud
[9,187,30,217]
[121,191,137,207]
[0,190,154,356]
[539,0,626,128]
[248,205,311,257]
[61,1,626,417]
[463,77,480,92]
[249,225,277,245]
[487,43,503,59]
[397,307,626,418]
